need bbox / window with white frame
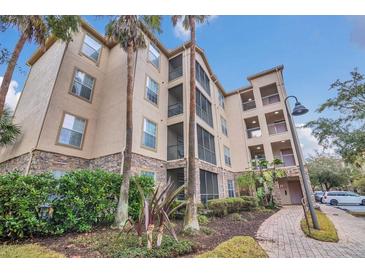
[221,116,228,136]
[81,34,102,63]
[71,70,95,101]
[142,118,157,149]
[58,113,86,148]
[224,146,231,166]
[141,170,156,180]
[148,43,160,69]
[218,90,225,109]
[227,180,235,197]
[146,76,159,105]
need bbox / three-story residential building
[0,21,306,205]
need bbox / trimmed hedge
[0,170,122,239]
[207,196,258,217]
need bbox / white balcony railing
[262,93,280,106]
[268,121,287,135]
[242,100,256,111]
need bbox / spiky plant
[0,107,20,146]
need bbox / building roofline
[26,19,284,99]
[246,65,284,81]
[225,85,253,97]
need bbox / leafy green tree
[0,16,80,117]
[106,16,162,229]
[306,154,351,191]
[306,69,365,164]
[0,106,20,146]
[171,15,210,231]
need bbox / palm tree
[171,16,209,231]
[106,16,162,229]
[0,16,80,117]
[0,106,20,146]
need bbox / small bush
[51,169,121,234]
[0,170,122,239]
[200,226,214,235]
[230,213,242,221]
[0,172,56,239]
[198,215,209,225]
[207,196,258,217]
[197,236,267,258]
[128,175,155,221]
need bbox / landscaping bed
[301,209,339,242]
[0,208,275,258]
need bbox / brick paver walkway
[256,205,365,257]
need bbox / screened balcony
[167,168,185,200]
[241,90,256,111]
[169,54,183,81]
[260,83,280,106]
[244,116,262,139]
[168,84,183,117]
[265,110,288,135]
[248,144,266,169]
[271,140,296,167]
[167,123,184,161]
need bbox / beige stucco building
[0,21,306,205]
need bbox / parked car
[321,191,365,206]
[314,191,324,202]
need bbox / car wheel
[330,199,338,206]
[362,199,365,206]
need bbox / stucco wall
[0,41,67,162]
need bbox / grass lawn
[301,209,339,242]
[0,244,64,258]
[197,236,268,258]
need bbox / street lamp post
[284,96,320,230]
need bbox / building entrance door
[278,181,291,205]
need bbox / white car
[321,191,365,206]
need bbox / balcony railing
[262,93,280,105]
[247,127,262,138]
[168,103,183,117]
[274,154,296,167]
[268,121,287,135]
[167,144,184,160]
[242,100,256,111]
[169,66,183,81]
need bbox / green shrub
[128,175,155,221]
[230,213,242,221]
[0,170,122,239]
[207,196,258,217]
[200,226,214,235]
[0,172,56,239]
[50,169,121,234]
[197,236,267,258]
[197,215,209,225]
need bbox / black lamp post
[284,95,320,230]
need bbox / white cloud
[296,123,335,159]
[0,77,21,112]
[173,16,218,41]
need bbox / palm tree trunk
[115,42,135,229]
[0,33,27,117]
[184,16,200,231]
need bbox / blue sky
[1,15,364,156]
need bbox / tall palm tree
[0,16,80,117]
[0,106,20,146]
[106,16,162,229]
[171,16,209,231]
